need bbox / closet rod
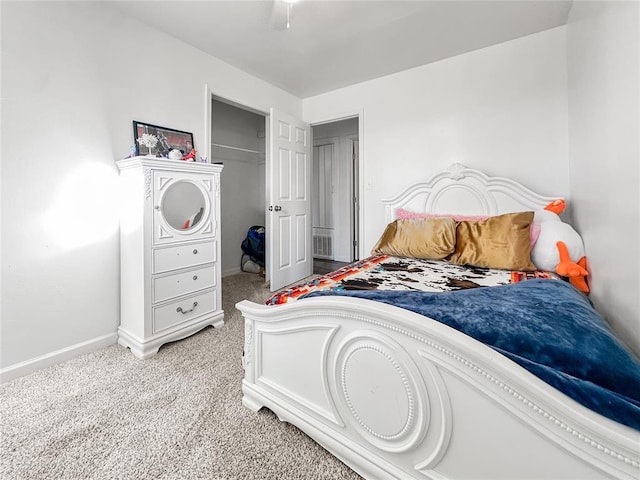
[211,143,264,155]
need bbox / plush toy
[555,241,587,277]
[531,211,582,270]
[556,241,590,292]
[544,198,566,215]
[169,149,183,160]
[182,149,197,161]
[570,256,590,293]
[530,200,590,293]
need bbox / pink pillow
[395,208,542,249]
[396,208,489,222]
[529,220,542,248]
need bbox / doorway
[311,117,360,264]
[207,95,313,290]
[205,86,363,289]
[210,96,267,278]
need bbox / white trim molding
[0,333,117,383]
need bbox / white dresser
[116,156,224,358]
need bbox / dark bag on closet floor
[241,225,265,268]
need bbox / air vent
[313,234,333,259]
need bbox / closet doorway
[211,97,266,277]
[207,90,361,287]
[311,117,360,264]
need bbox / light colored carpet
[0,273,362,480]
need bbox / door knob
[274,205,282,212]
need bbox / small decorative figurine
[136,133,159,156]
[182,149,196,161]
[168,149,183,160]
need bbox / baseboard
[0,333,117,384]
[222,266,242,277]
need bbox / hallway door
[267,108,312,291]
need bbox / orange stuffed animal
[556,241,590,293]
[531,199,590,294]
[571,257,590,293]
[544,199,566,215]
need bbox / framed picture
[133,121,194,157]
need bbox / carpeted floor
[0,273,362,480]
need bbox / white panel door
[268,108,312,291]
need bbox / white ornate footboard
[238,164,639,479]
[238,296,639,480]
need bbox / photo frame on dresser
[133,121,194,157]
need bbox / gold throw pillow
[449,211,536,271]
[372,217,456,259]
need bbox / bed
[236,164,640,480]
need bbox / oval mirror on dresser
[161,180,206,231]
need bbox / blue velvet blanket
[306,279,640,430]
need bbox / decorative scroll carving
[144,168,152,200]
[214,175,220,198]
[244,322,253,369]
[446,162,467,180]
[382,162,561,222]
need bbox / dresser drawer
[153,266,216,304]
[153,289,217,334]
[153,242,215,273]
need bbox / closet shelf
[212,143,264,156]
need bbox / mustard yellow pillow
[449,211,537,271]
[372,217,456,259]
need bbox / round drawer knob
[193,275,198,280]
[193,249,198,254]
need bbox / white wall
[566,1,640,355]
[4,0,636,378]
[312,118,359,262]
[0,1,300,378]
[303,27,570,255]
[212,100,266,276]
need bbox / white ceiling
[110,0,572,98]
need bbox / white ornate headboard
[383,163,561,223]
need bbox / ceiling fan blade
[270,0,289,30]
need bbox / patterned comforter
[267,254,554,305]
